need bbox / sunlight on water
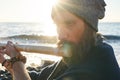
[0,22,120,69]
[42,23,57,36]
[22,52,62,67]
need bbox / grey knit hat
[51,0,106,32]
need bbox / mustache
[57,40,77,57]
[57,40,75,48]
[57,40,64,48]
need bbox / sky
[0,0,120,23]
[102,0,120,22]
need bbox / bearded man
[0,0,120,80]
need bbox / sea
[0,22,120,69]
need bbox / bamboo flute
[0,43,63,56]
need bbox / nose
[57,27,68,41]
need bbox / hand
[0,53,5,64]
[5,41,21,58]
[0,46,6,63]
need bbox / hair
[78,22,96,58]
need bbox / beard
[57,30,95,66]
[57,40,86,66]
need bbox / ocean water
[98,22,120,65]
[0,22,120,68]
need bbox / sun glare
[49,0,58,6]
[35,0,59,36]
[42,23,57,36]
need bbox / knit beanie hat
[51,0,106,32]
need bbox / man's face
[53,10,86,44]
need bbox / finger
[6,41,16,51]
[6,41,14,47]
[7,41,20,53]
[5,41,21,57]
[0,46,5,50]
[0,53,6,63]
[0,49,6,54]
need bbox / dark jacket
[29,43,120,80]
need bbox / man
[0,0,120,80]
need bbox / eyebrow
[64,20,76,24]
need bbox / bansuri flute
[0,43,63,56]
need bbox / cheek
[68,27,85,43]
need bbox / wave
[0,35,57,44]
[103,35,120,40]
[0,34,119,44]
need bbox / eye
[65,20,76,27]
